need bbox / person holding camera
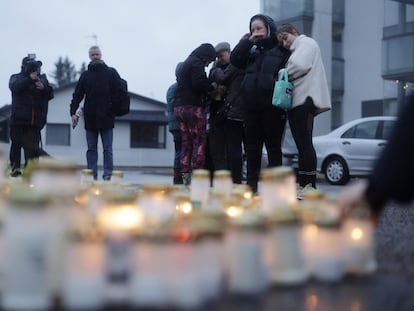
[8,54,54,176]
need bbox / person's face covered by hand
[249,18,268,43]
[89,47,102,64]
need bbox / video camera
[23,53,42,74]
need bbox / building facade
[262,0,414,132]
[0,83,174,168]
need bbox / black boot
[173,171,183,185]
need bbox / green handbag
[272,68,293,110]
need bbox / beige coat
[287,34,331,115]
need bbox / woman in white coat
[277,24,331,197]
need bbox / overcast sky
[0,0,260,106]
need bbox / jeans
[86,129,113,180]
[170,129,182,172]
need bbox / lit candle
[343,205,376,274]
[190,169,211,209]
[213,170,233,199]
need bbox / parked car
[312,116,396,185]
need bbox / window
[342,121,378,139]
[130,122,166,148]
[46,124,70,146]
[381,120,396,139]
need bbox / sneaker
[103,175,111,181]
[297,183,317,200]
[182,172,191,186]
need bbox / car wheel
[323,156,349,185]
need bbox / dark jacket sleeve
[70,74,86,115]
[191,61,214,93]
[38,74,54,101]
[230,39,255,69]
[9,74,32,93]
[365,95,414,214]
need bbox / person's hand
[337,179,368,218]
[249,30,267,43]
[71,115,79,129]
[34,80,44,90]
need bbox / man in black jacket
[9,54,54,176]
[70,46,123,180]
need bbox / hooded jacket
[230,14,290,111]
[174,43,216,108]
[70,62,121,130]
[9,69,54,129]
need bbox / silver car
[313,116,396,185]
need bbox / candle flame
[351,228,363,240]
[226,206,243,218]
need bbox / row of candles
[0,158,376,310]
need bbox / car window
[341,121,378,139]
[381,120,395,140]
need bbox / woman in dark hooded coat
[231,14,290,193]
[174,43,216,185]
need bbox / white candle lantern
[190,169,211,210]
[30,158,80,197]
[259,166,296,215]
[111,170,124,183]
[129,227,170,308]
[312,217,345,282]
[168,221,204,310]
[213,170,233,199]
[343,205,376,274]
[97,189,142,304]
[224,209,269,295]
[81,169,95,185]
[1,186,54,311]
[136,183,175,225]
[264,208,309,285]
[62,226,106,310]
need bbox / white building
[0,83,175,169]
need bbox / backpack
[111,77,130,117]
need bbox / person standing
[70,46,123,180]
[174,43,217,185]
[9,54,54,176]
[166,62,184,185]
[207,42,232,176]
[210,40,246,184]
[231,14,290,193]
[276,24,331,197]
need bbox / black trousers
[287,97,317,187]
[10,125,41,170]
[224,119,244,184]
[244,106,287,193]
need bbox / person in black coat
[230,14,290,193]
[9,54,54,176]
[174,43,216,185]
[70,46,123,180]
[338,94,414,219]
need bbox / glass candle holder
[311,217,345,282]
[129,227,170,309]
[190,169,211,210]
[343,205,376,274]
[260,166,296,215]
[136,183,175,226]
[213,170,233,199]
[264,208,309,285]
[111,170,124,183]
[62,225,106,310]
[224,209,269,295]
[1,186,54,311]
[81,169,95,185]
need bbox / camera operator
[8,54,54,176]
